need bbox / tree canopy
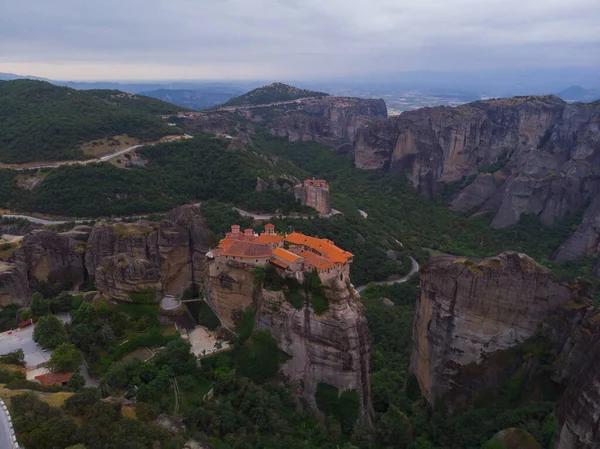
[33,314,67,349]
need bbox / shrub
[0,349,25,365]
[284,289,305,309]
[311,294,329,314]
[197,301,221,330]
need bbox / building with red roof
[34,372,73,386]
[207,224,353,283]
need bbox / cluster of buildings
[206,223,353,283]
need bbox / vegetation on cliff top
[223,82,328,106]
[0,79,181,163]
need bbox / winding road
[355,257,420,293]
[0,399,18,449]
[4,144,144,172]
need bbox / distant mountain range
[140,87,244,110]
[0,72,252,110]
[556,85,600,103]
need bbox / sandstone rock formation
[410,251,573,408]
[203,258,373,423]
[0,261,31,307]
[553,195,600,271]
[203,259,255,328]
[186,96,387,154]
[257,282,373,424]
[15,231,86,293]
[268,96,387,154]
[355,96,600,229]
[88,204,213,301]
[555,315,600,449]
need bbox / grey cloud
[0,0,598,80]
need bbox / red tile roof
[300,250,335,270]
[255,234,284,245]
[270,259,289,269]
[265,223,275,229]
[217,240,272,258]
[35,372,73,385]
[285,233,353,263]
[273,248,303,264]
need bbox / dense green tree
[68,372,86,391]
[31,292,50,317]
[153,339,197,376]
[71,302,97,326]
[33,315,67,349]
[48,343,83,373]
[236,330,282,384]
[0,349,24,365]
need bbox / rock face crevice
[410,251,573,408]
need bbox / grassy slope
[0,80,182,163]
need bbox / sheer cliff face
[554,195,600,267]
[410,251,572,408]
[203,261,373,423]
[268,97,387,154]
[257,281,373,424]
[355,96,600,229]
[15,231,86,292]
[0,261,31,307]
[555,312,600,449]
[87,205,212,300]
[1,205,212,306]
[202,260,255,328]
[186,96,387,154]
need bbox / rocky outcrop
[203,259,256,327]
[95,253,161,302]
[203,259,373,423]
[257,281,373,424]
[554,195,600,267]
[15,231,86,293]
[355,96,600,229]
[268,97,387,154]
[410,251,573,408]
[186,96,387,154]
[0,261,31,307]
[88,204,213,301]
[555,317,600,449]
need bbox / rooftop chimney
[231,225,240,235]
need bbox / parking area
[186,326,230,358]
[0,313,70,368]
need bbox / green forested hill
[85,89,188,114]
[0,80,182,163]
[224,82,328,106]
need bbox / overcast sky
[1,0,599,81]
